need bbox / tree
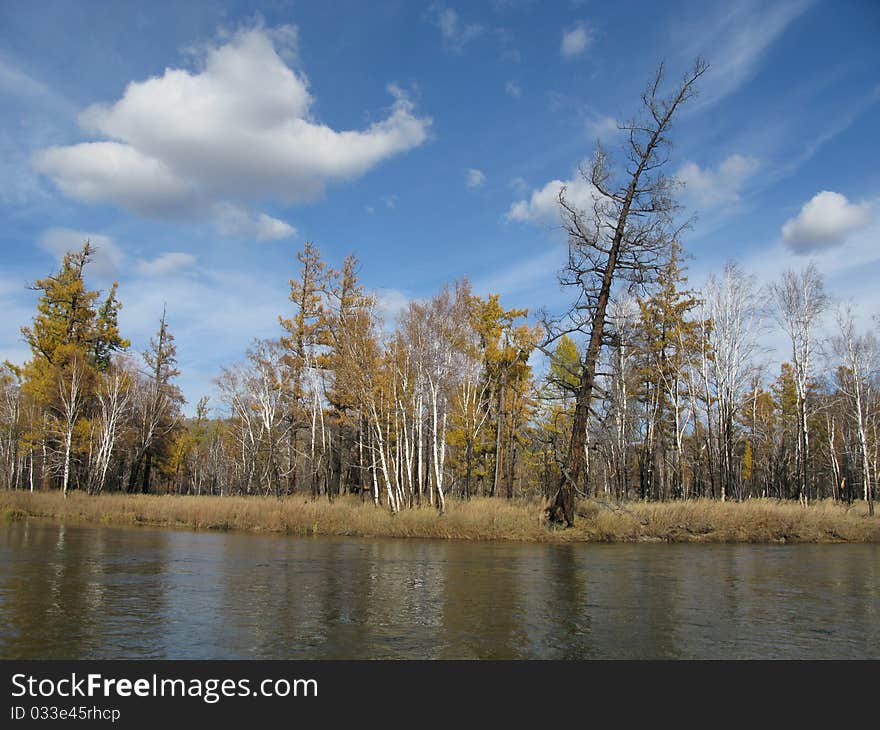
[130,309,183,493]
[831,308,876,516]
[279,242,331,496]
[88,357,133,494]
[470,294,540,498]
[20,242,127,495]
[770,263,827,504]
[705,262,762,502]
[634,242,702,500]
[544,59,708,526]
[0,362,23,490]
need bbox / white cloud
[584,115,619,143]
[429,5,484,52]
[212,203,295,241]
[136,252,197,277]
[679,0,812,109]
[782,190,873,253]
[506,170,599,224]
[677,154,760,208]
[737,206,880,307]
[466,168,486,188]
[35,142,200,218]
[34,26,430,229]
[38,228,124,277]
[561,24,591,58]
[505,81,521,98]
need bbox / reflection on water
[1,520,877,659]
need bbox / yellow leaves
[742,442,753,483]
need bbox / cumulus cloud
[676,154,760,208]
[466,168,486,188]
[506,171,599,224]
[137,252,197,277]
[35,142,200,218]
[34,26,430,230]
[782,190,873,253]
[38,227,124,277]
[561,24,591,58]
[212,203,295,241]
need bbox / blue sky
[1,0,879,409]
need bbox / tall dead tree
[545,59,707,526]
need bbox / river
[1,520,877,659]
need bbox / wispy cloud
[427,4,484,53]
[676,0,813,109]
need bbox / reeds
[1,491,877,543]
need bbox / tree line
[0,59,876,523]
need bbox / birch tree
[770,263,828,504]
[704,262,762,502]
[831,308,876,516]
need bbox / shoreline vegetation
[1,62,877,534]
[1,492,878,544]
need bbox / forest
[0,61,877,525]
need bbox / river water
[1,520,877,659]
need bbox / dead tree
[544,59,708,526]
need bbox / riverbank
[2,491,878,543]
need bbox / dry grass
[0,491,878,543]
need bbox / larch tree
[470,293,540,499]
[634,242,701,500]
[279,242,330,495]
[20,242,127,495]
[130,308,183,493]
[544,59,708,525]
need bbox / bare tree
[544,59,708,525]
[705,262,762,502]
[832,307,876,516]
[89,358,132,494]
[55,349,90,498]
[770,263,828,504]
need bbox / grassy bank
[2,490,879,543]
